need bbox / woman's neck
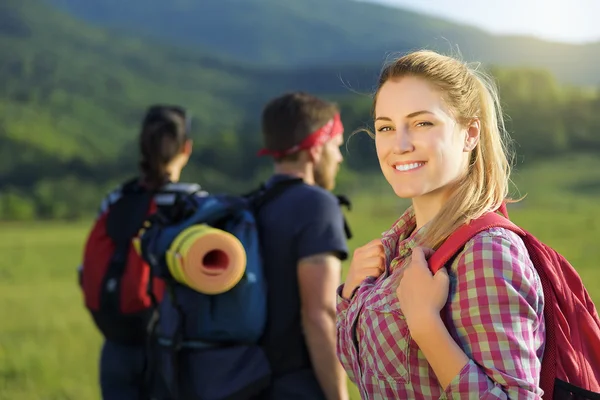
[166,165,183,183]
[412,191,447,230]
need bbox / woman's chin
[391,184,425,200]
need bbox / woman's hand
[396,246,450,336]
[342,239,386,299]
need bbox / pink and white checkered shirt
[336,207,546,399]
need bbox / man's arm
[298,252,349,400]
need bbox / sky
[365,0,599,44]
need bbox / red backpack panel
[81,179,164,345]
[429,207,600,399]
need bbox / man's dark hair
[261,92,339,162]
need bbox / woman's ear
[464,118,480,152]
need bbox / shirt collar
[381,206,427,272]
[265,173,303,188]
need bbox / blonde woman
[336,50,545,399]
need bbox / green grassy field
[1,154,599,399]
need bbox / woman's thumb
[420,247,435,259]
[433,266,450,284]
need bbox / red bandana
[257,113,344,158]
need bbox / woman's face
[374,75,478,202]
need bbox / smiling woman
[337,50,547,399]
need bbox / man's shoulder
[284,182,341,211]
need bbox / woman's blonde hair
[369,50,517,249]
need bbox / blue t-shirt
[256,174,349,378]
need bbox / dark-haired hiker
[78,105,208,400]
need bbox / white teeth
[395,162,424,171]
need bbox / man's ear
[464,118,480,152]
[308,144,324,163]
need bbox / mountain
[0,0,384,219]
[45,0,600,86]
[0,0,378,179]
[3,0,600,221]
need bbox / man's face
[314,133,344,191]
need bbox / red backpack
[80,178,163,345]
[429,205,600,399]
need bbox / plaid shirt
[336,207,546,399]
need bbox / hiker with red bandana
[254,92,352,400]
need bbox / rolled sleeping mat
[165,224,247,295]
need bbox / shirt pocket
[360,288,411,384]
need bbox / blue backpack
[136,178,306,400]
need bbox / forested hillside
[1,0,599,221]
[0,0,377,219]
[46,0,600,86]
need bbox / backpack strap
[101,179,155,313]
[427,206,568,399]
[248,177,305,211]
[426,208,527,374]
[336,194,353,240]
[429,204,520,274]
[246,179,353,239]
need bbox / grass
[1,154,600,399]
